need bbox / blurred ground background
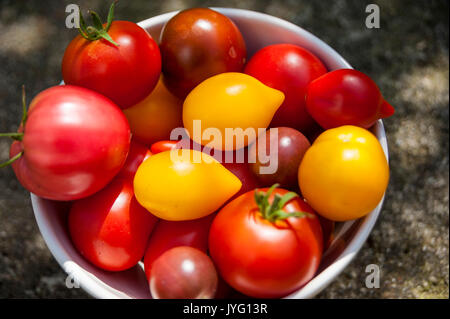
[0,0,448,298]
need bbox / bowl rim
[31,7,389,299]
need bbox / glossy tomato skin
[209,188,323,298]
[244,44,327,134]
[160,8,246,98]
[144,214,214,280]
[69,178,157,271]
[149,247,218,299]
[68,141,156,271]
[123,78,183,145]
[62,21,161,109]
[150,140,178,154]
[305,69,395,129]
[222,161,260,199]
[248,127,311,189]
[117,139,151,180]
[10,85,130,201]
[298,125,389,221]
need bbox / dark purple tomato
[249,127,311,189]
[149,246,218,299]
[160,8,247,98]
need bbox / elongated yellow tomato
[124,78,183,145]
[298,125,389,221]
[183,72,284,150]
[134,149,242,221]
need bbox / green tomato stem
[0,151,23,168]
[253,184,313,222]
[0,86,28,169]
[0,132,24,141]
[21,85,27,126]
[77,1,119,47]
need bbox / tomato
[62,3,161,109]
[183,72,284,150]
[222,161,260,199]
[134,149,241,221]
[148,140,258,199]
[244,44,327,134]
[248,127,311,189]
[149,246,218,299]
[150,140,178,154]
[143,214,214,280]
[117,139,151,180]
[305,69,395,129]
[299,125,389,221]
[318,215,335,251]
[124,78,183,145]
[209,185,323,298]
[160,8,246,98]
[69,141,157,271]
[7,85,130,201]
[69,178,157,271]
[215,276,234,299]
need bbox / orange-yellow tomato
[134,149,242,221]
[124,78,183,145]
[298,125,389,221]
[183,72,284,150]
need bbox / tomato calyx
[0,86,28,167]
[77,1,119,47]
[254,184,313,222]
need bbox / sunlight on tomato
[299,125,389,221]
[306,69,395,129]
[62,14,161,108]
[209,186,322,298]
[134,149,242,221]
[183,72,284,150]
[245,44,327,133]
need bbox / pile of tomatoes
[0,5,394,299]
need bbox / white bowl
[31,7,389,299]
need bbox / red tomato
[305,69,395,129]
[69,178,157,271]
[62,19,161,109]
[150,140,178,154]
[143,214,214,280]
[222,161,260,199]
[149,247,218,299]
[244,44,327,133]
[9,85,130,201]
[118,139,151,180]
[209,186,323,298]
[160,8,246,98]
[68,142,156,271]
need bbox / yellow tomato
[298,125,389,221]
[134,149,242,221]
[124,78,183,145]
[183,72,284,150]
